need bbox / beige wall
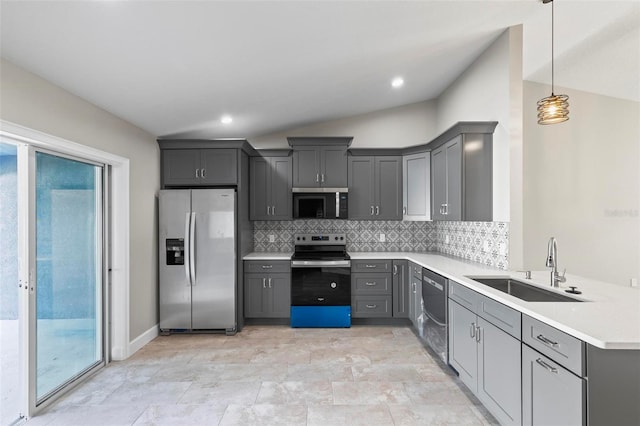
[0,58,160,339]
[250,100,437,149]
[523,80,640,287]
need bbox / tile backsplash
[253,220,509,270]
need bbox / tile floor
[26,326,497,425]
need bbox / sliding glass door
[34,151,104,403]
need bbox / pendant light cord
[551,0,555,95]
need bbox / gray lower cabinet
[522,345,584,426]
[348,156,402,220]
[392,260,409,318]
[244,261,290,318]
[448,283,522,426]
[351,259,392,318]
[250,156,292,220]
[163,148,238,186]
[408,262,423,328]
[402,151,431,221]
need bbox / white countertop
[244,251,640,349]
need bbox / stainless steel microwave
[292,190,348,219]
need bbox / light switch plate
[379,233,385,242]
[631,278,638,288]
[268,234,275,243]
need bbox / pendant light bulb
[537,0,569,125]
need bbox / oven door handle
[291,260,351,268]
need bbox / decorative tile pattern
[435,221,509,270]
[253,219,509,270]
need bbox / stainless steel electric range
[290,233,351,327]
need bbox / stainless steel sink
[467,277,583,302]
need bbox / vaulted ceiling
[1,1,638,139]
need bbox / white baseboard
[128,324,159,356]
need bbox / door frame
[1,120,131,417]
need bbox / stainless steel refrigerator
[159,189,237,334]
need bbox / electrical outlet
[631,278,638,288]
[445,235,450,244]
[268,234,275,243]
[483,241,490,252]
[379,233,386,242]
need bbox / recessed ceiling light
[220,115,233,124]
[391,77,404,88]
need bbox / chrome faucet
[546,237,566,287]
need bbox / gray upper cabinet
[402,151,431,221]
[162,148,238,187]
[429,122,496,221]
[348,155,402,220]
[250,155,292,220]
[288,137,352,188]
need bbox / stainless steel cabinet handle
[267,206,271,215]
[365,304,377,309]
[403,206,407,215]
[262,278,266,289]
[393,265,398,275]
[470,322,476,338]
[412,282,416,293]
[272,206,275,215]
[268,278,272,288]
[201,168,206,178]
[261,265,273,269]
[321,174,325,183]
[316,173,319,183]
[536,358,558,374]
[376,206,380,215]
[195,168,200,178]
[536,334,559,347]
[476,326,481,342]
[370,206,374,216]
[444,203,448,215]
[365,282,376,286]
[365,264,377,268]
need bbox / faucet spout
[546,237,566,287]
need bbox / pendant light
[537,0,569,125]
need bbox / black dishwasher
[421,268,448,364]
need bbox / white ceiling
[1,1,638,139]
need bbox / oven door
[290,261,351,306]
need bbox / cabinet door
[392,260,409,318]
[444,137,462,220]
[375,156,402,220]
[270,157,292,220]
[412,279,423,329]
[292,147,320,187]
[431,146,447,220]
[448,300,478,391]
[250,157,271,220]
[321,146,348,187]
[162,149,201,186]
[348,156,375,219]
[522,345,584,426]
[244,275,268,318]
[403,152,430,221]
[477,317,522,426]
[200,149,237,185]
[267,273,291,318]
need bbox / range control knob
[340,236,344,240]
[330,282,337,289]
[335,236,338,240]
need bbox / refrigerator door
[159,190,192,330]
[191,189,237,330]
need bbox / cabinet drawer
[478,295,521,339]
[409,262,423,280]
[244,260,291,273]
[351,259,391,273]
[352,295,392,318]
[448,280,479,313]
[352,274,391,295]
[522,315,585,376]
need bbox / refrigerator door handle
[184,212,192,285]
[189,212,197,285]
